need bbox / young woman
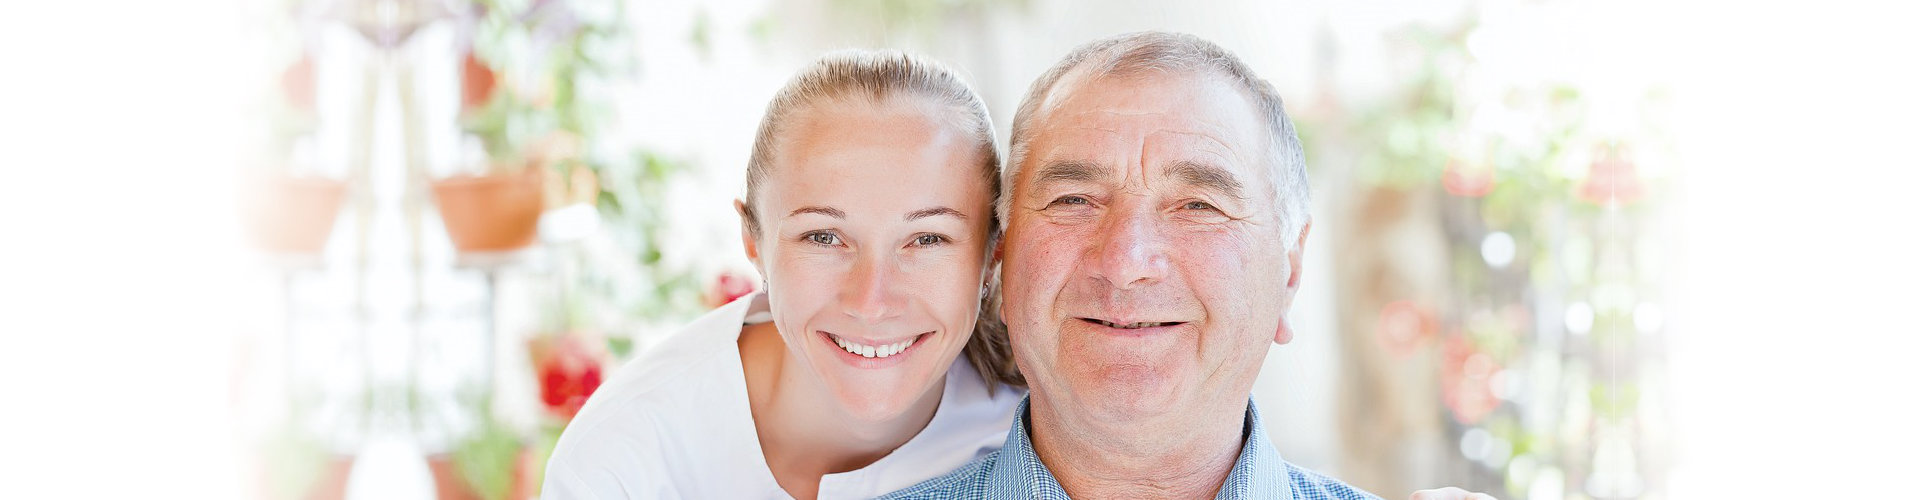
[541,50,1024,499]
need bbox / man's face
[1000,70,1307,425]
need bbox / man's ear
[1273,315,1295,345]
[1286,217,1312,290]
[1275,217,1312,345]
[735,199,764,273]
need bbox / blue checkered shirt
[878,397,1381,500]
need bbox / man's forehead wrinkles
[1154,129,1237,154]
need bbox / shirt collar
[990,396,1295,500]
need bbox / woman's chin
[824,372,941,424]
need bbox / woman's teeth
[832,335,915,358]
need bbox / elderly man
[883,32,1489,500]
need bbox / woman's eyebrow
[905,206,966,221]
[787,206,846,218]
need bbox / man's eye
[1051,195,1090,206]
[805,232,840,245]
[1183,200,1216,211]
[913,234,947,246]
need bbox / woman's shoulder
[545,298,768,497]
[583,295,762,407]
[552,296,760,450]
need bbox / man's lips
[1078,317,1186,329]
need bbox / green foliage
[453,418,522,500]
[468,0,705,332]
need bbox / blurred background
[2,0,1917,499]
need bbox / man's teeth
[833,335,916,358]
[1093,319,1177,329]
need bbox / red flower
[705,271,758,309]
[531,334,605,420]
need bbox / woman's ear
[735,199,763,269]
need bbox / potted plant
[427,418,540,500]
[431,45,544,254]
[244,49,348,256]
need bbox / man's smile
[1078,317,1185,329]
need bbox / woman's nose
[841,254,905,322]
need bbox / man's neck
[1028,396,1250,500]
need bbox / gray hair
[1004,31,1310,246]
[740,49,1024,390]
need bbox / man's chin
[1058,368,1186,422]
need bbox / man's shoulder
[875,451,1000,499]
[1282,461,1384,500]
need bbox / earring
[980,283,991,300]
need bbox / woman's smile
[819,330,936,366]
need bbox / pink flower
[1440,334,1500,424]
[1443,160,1495,198]
[281,52,315,112]
[1578,145,1644,206]
[1376,300,1436,360]
[705,271,758,309]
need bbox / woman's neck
[737,322,946,500]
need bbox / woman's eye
[1183,200,1216,211]
[913,234,947,246]
[805,232,840,246]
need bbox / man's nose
[841,253,905,322]
[1088,206,1170,290]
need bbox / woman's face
[744,98,993,422]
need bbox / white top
[541,292,1024,499]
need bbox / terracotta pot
[306,456,356,500]
[432,169,543,252]
[460,50,496,114]
[243,175,348,255]
[282,52,316,113]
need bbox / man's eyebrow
[1033,159,1111,186]
[788,206,846,219]
[1166,160,1247,199]
[905,206,967,221]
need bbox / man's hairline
[1003,68,1288,234]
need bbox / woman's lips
[821,331,931,359]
